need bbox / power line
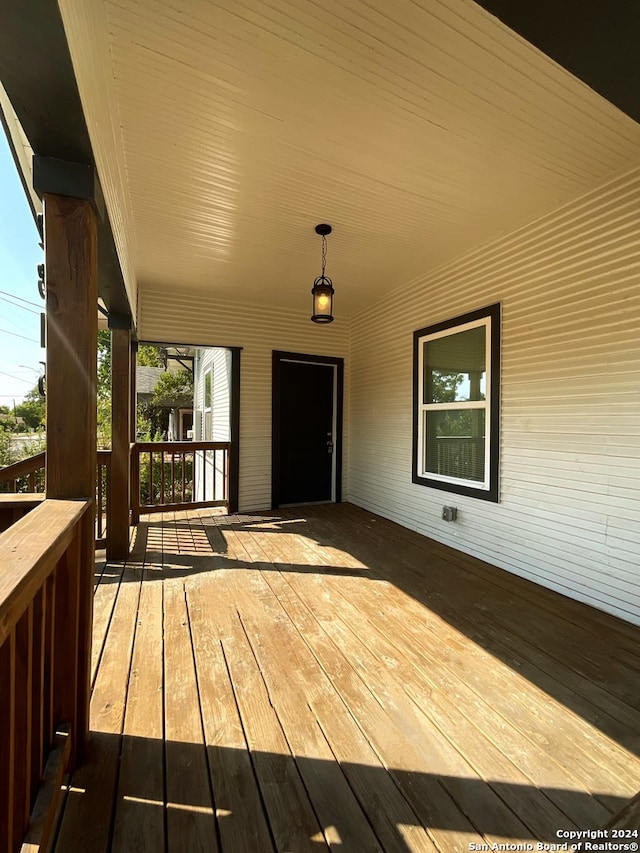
[0,289,41,309]
[0,326,40,344]
[0,315,33,337]
[0,294,40,315]
[0,370,32,385]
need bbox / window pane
[423,325,486,403]
[204,371,212,408]
[424,409,485,482]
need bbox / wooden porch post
[130,341,138,444]
[39,162,98,762]
[228,347,241,514]
[108,323,131,560]
[130,342,139,525]
[43,187,98,756]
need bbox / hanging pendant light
[311,223,334,324]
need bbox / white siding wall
[139,296,350,513]
[193,347,231,441]
[193,347,232,502]
[350,167,640,625]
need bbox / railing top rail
[134,441,231,452]
[0,450,46,484]
[0,498,90,646]
[0,493,45,509]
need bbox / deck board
[53,504,640,852]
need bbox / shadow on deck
[58,503,639,852]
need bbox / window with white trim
[203,368,212,440]
[413,304,500,501]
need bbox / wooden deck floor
[53,504,640,852]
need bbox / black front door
[275,359,335,505]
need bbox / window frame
[203,368,213,440]
[412,303,500,502]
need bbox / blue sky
[0,129,44,407]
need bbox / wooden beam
[107,327,131,560]
[44,190,97,758]
[228,347,241,514]
[130,341,137,444]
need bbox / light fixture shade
[311,274,334,323]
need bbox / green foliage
[97,330,111,401]
[0,426,14,468]
[136,403,165,442]
[138,344,163,367]
[12,384,46,431]
[0,425,46,491]
[96,334,169,445]
[429,369,463,404]
[151,368,193,407]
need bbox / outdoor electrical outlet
[442,506,458,522]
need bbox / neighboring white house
[192,347,232,503]
[136,364,193,441]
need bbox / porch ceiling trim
[54,0,640,319]
[0,0,132,323]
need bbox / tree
[96,333,165,445]
[151,369,193,408]
[14,385,46,431]
[0,425,14,467]
[138,344,163,367]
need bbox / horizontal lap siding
[138,294,350,512]
[350,167,640,625]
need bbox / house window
[204,369,212,440]
[413,303,500,501]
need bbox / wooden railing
[0,452,46,494]
[0,452,111,549]
[0,495,45,535]
[132,441,230,523]
[95,450,111,548]
[0,498,91,853]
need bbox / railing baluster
[43,573,55,749]
[224,447,228,502]
[0,629,16,852]
[31,586,46,803]
[128,441,230,515]
[201,449,206,503]
[97,463,103,540]
[52,531,81,742]
[14,603,34,847]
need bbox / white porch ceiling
[58,0,640,319]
